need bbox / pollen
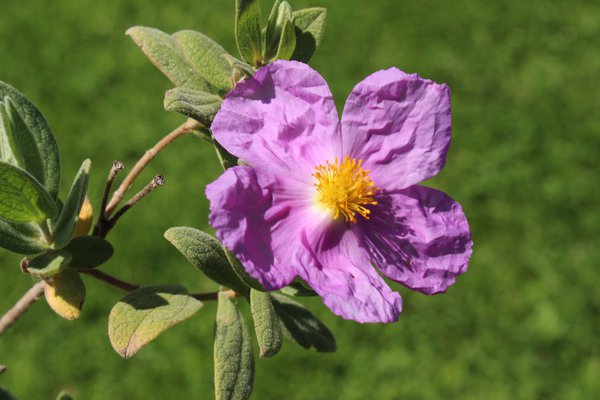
[313,156,379,223]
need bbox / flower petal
[297,224,402,323]
[212,60,341,176]
[361,185,472,294]
[206,166,307,290]
[341,68,452,190]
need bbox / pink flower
[206,61,472,323]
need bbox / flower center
[313,156,379,223]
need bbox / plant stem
[0,281,45,336]
[80,269,140,291]
[100,160,125,220]
[104,118,199,217]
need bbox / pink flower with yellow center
[206,61,472,323]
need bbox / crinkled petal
[206,166,311,290]
[341,68,452,191]
[212,60,341,177]
[297,224,402,323]
[361,185,472,294]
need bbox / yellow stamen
[313,156,379,223]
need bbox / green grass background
[1,0,599,398]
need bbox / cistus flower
[206,60,472,323]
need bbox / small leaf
[164,227,249,295]
[223,247,265,292]
[28,250,72,278]
[274,18,296,61]
[71,196,93,239]
[280,279,318,297]
[44,268,86,321]
[0,160,57,222]
[164,88,222,127]
[108,285,203,358]
[222,55,255,82]
[63,235,113,269]
[0,82,60,199]
[51,159,91,248]
[126,26,212,92]
[250,289,282,358]
[264,1,293,61]
[235,0,263,66]
[214,291,254,400]
[291,8,327,63]
[263,0,282,58]
[0,218,50,254]
[0,97,45,187]
[271,293,336,352]
[172,30,234,92]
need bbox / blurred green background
[1,0,599,398]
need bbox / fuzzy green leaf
[164,227,249,295]
[51,159,90,248]
[223,247,265,292]
[63,235,113,269]
[263,0,282,59]
[235,0,263,65]
[108,285,203,359]
[215,292,254,400]
[126,26,212,92]
[173,30,234,92]
[56,391,74,400]
[0,218,49,254]
[280,280,318,297]
[274,17,296,61]
[0,82,60,200]
[0,161,57,222]
[164,88,222,127]
[291,8,327,63]
[250,290,282,358]
[28,250,72,278]
[271,293,336,352]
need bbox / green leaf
[44,267,86,320]
[250,289,282,358]
[0,388,17,400]
[223,247,265,292]
[214,292,254,400]
[235,0,263,66]
[51,159,90,248]
[164,88,222,127]
[63,235,113,269]
[164,227,249,295]
[108,285,203,359]
[172,30,234,92]
[291,8,327,63]
[222,54,255,81]
[126,26,212,92]
[27,250,72,278]
[0,218,50,254]
[280,279,318,297]
[0,98,45,187]
[271,293,336,352]
[274,17,297,61]
[0,161,57,222]
[263,0,282,58]
[0,82,60,200]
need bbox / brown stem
[100,160,125,220]
[0,281,45,336]
[80,269,140,291]
[104,118,199,217]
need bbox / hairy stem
[104,118,199,216]
[0,281,45,336]
[80,269,140,291]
